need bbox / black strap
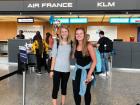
[56,39,73,50]
[56,39,59,49]
[0,70,18,81]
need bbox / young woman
[45,32,54,50]
[71,28,96,105]
[50,26,71,105]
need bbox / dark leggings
[72,69,92,105]
[42,52,49,72]
[52,71,70,99]
[36,53,42,72]
[36,51,48,72]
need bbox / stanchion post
[22,69,26,105]
[19,46,28,105]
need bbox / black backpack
[100,37,113,53]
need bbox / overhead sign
[23,0,75,11]
[27,3,73,8]
[53,18,88,24]
[70,18,88,24]
[110,17,140,24]
[54,18,69,24]
[17,18,34,23]
[97,2,115,8]
[130,18,140,24]
[0,0,140,11]
[110,18,129,24]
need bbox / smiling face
[74,28,89,56]
[60,27,69,40]
[75,29,85,41]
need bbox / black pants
[36,51,49,72]
[42,53,49,72]
[36,53,42,72]
[72,69,92,105]
[52,71,70,99]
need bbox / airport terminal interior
[0,4,140,104]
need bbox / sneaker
[107,71,110,76]
[99,73,106,77]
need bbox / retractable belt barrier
[19,46,28,105]
[0,70,18,81]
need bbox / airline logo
[27,3,73,8]
[97,2,116,8]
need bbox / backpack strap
[56,38,59,50]
[70,40,73,49]
[57,39,73,49]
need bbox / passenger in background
[45,32,54,50]
[32,31,49,75]
[97,30,113,77]
[16,30,25,39]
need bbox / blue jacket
[71,63,91,96]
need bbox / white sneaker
[99,73,106,77]
[107,71,110,76]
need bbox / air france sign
[27,2,73,8]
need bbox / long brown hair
[74,28,89,56]
[34,31,43,54]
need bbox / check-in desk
[0,40,8,55]
[8,39,30,62]
[112,42,140,69]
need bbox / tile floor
[0,57,140,105]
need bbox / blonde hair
[74,28,89,56]
[59,26,71,44]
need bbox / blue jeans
[101,53,109,73]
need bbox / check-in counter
[8,39,30,62]
[112,42,140,69]
[0,40,8,55]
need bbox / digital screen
[70,18,88,24]
[17,18,34,23]
[53,18,69,24]
[110,18,129,24]
[130,18,140,23]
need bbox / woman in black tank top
[72,28,97,105]
[75,50,91,66]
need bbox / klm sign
[97,2,116,8]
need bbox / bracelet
[50,70,54,72]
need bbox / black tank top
[75,50,91,67]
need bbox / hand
[50,71,54,78]
[85,74,93,84]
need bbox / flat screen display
[17,18,34,23]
